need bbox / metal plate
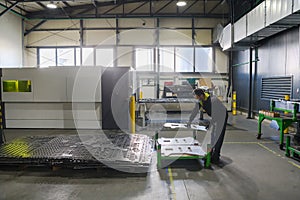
[163,123,207,131]
[157,137,200,146]
[161,145,206,157]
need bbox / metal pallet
[0,133,153,172]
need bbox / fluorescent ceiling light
[47,2,57,9]
[176,1,187,7]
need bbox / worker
[187,88,228,164]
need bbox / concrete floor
[0,114,300,200]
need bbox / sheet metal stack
[0,133,153,172]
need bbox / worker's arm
[188,102,200,126]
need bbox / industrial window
[135,48,154,71]
[3,80,32,92]
[57,48,75,66]
[75,48,81,66]
[195,47,213,72]
[39,48,56,68]
[160,47,174,72]
[82,48,94,66]
[175,47,193,72]
[96,48,114,67]
[261,76,293,100]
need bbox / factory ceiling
[0,0,229,19]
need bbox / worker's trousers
[211,112,228,161]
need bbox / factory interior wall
[0,7,23,67]
[1,17,229,129]
[233,26,300,112]
[23,17,229,97]
[24,18,228,70]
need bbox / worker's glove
[186,121,191,128]
[199,119,210,129]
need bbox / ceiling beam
[24,19,47,36]
[182,0,198,14]
[24,0,229,19]
[155,0,173,14]
[63,2,70,7]
[0,2,19,17]
[26,13,227,20]
[128,1,148,14]
[208,0,224,14]
[7,0,27,13]
[36,2,46,9]
[0,2,26,18]
[102,3,121,15]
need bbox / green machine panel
[3,80,32,92]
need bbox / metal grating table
[0,133,153,172]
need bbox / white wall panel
[294,0,300,12]
[38,20,80,29]
[0,8,22,67]
[234,16,247,43]
[266,0,293,25]
[84,19,116,28]
[194,18,224,28]
[117,47,133,67]
[119,29,155,45]
[247,2,266,36]
[220,24,232,51]
[26,31,80,46]
[195,30,212,45]
[24,48,37,68]
[160,18,192,28]
[119,18,155,28]
[85,30,116,45]
[159,30,192,45]
[215,48,228,73]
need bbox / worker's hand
[186,121,191,128]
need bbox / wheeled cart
[155,123,211,169]
[258,99,300,150]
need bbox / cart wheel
[256,134,261,139]
[286,152,290,157]
[280,144,284,150]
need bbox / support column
[0,68,4,144]
[247,47,253,119]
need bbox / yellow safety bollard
[139,91,143,100]
[130,95,136,134]
[284,95,290,134]
[232,91,237,115]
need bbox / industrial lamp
[47,1,58,9]
[176,1,187,7]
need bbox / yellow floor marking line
[168,167,176,200]
[288,161,300,169]
[257,143,300,169]
[224,141,273,144]
[257,143,280,155]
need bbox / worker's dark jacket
[189,95,227,147]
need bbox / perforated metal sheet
[0,133,153,170]
[161,145,206,157]
[157,137,200,146]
